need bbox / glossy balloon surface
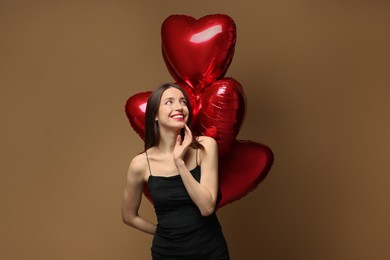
[162,14,236,93]
[194,78,246,155]
[125,91,151,140]
[217,140,274,208]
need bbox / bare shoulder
[196,136,218,174]
[197,136,218,152]
[127,153,148,181]
[198,135,217,147]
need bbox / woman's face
[156,87,189,129]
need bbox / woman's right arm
[122,155,156,235]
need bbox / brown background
[1,0,389,259]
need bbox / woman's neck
[157,127,181,153]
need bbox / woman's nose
[174,102,183,110]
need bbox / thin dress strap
[145,150,152,176]
[196,148,199,166]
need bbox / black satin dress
[147,164,230,260]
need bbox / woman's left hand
[173,124,192,166]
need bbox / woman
[122,83,230,259]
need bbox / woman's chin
[174,122,187,131]
[174,121,186,128]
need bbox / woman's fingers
[176,134,182,145]
[184,124,192,144]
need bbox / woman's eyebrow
[163,97,174,101]
[163,96,185,102]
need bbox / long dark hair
[144,83,201,151]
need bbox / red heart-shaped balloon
[143,139,274,209]
[194,78,246,155]
[217,140,274,208]
[162,14,236,93]
[125,91,151,140]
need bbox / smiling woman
[158,89,188,123]
[122,83,230,259]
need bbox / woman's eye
[165,100,172,105]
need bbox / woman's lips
[171,114,185,121]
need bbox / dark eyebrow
[163,97,174,102]
[163,97,186,102]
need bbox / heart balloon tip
[216,143,274,209]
